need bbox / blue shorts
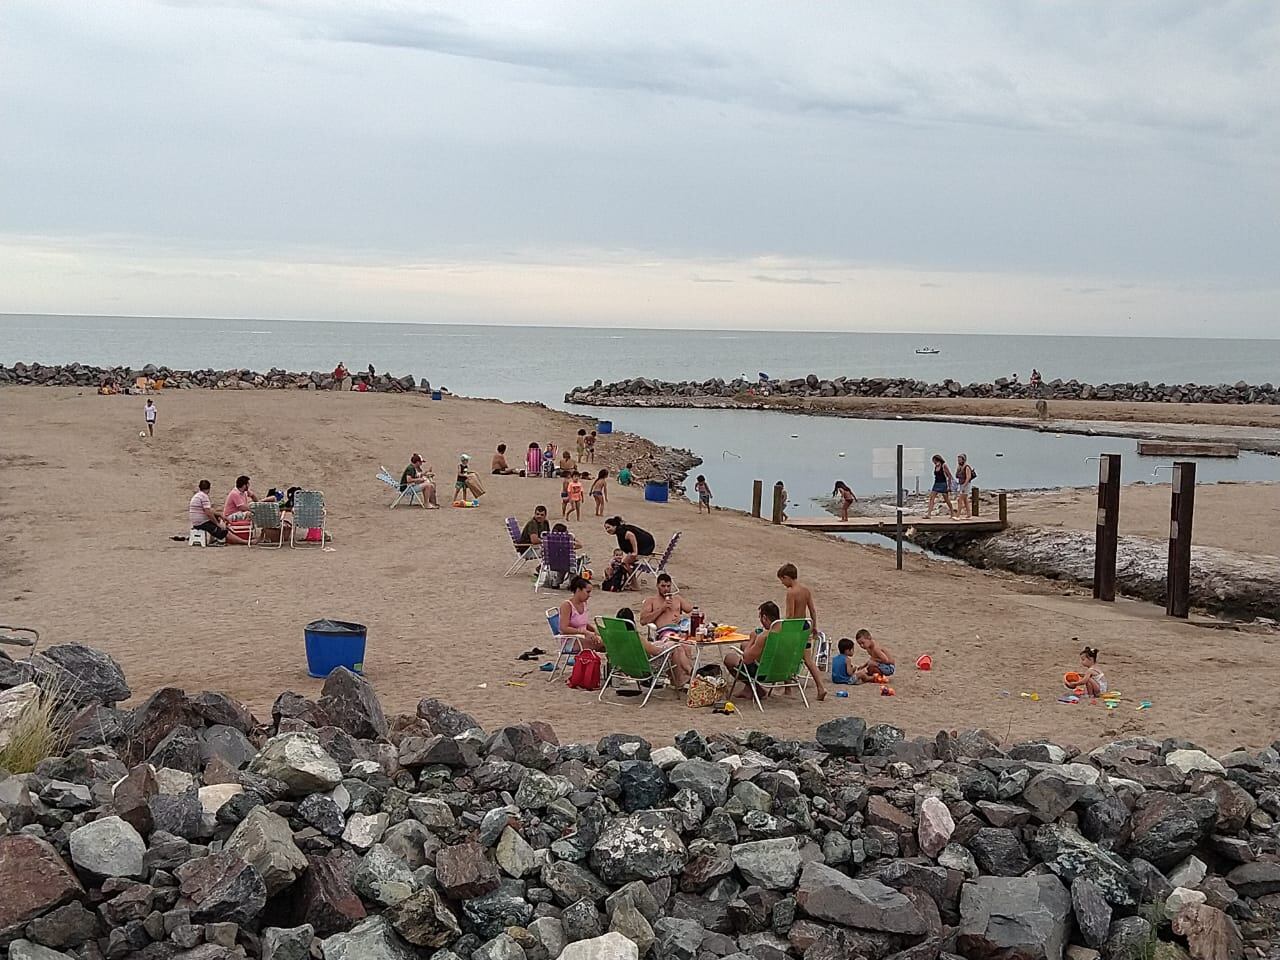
[931,482,948,494]
[877,662,895,676]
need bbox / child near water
[852,629,895,683]
[567,473,585,521]
[1066,646,1107,697]
[832,481,856,521]
[695,475,712,514]
[591,469,609,516]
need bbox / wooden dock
[784,515,1006,535]
[1136,440,1239,458]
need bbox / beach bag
[686,672,725,708]
[567,650,601,690]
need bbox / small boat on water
[915,346,940,355]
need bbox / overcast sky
[1,1,1276,334]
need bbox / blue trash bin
[304,619,367,678]
[431,390,443,401]
[644,481,669,503]
[597,420,613,434]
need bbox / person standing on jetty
[777,563,828,701]
[832,481,856,521]
[143,398,157,437]
[953,454,976,518]
[926,455,956,519]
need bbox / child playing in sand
[852,629,895,683]
[618,462,634,486]
[591,469,609,516]
[832,481,856,521]
[831,637,855,684]
[695,475,712,514]
[1066,646,1107,697]
[567,473,585,521]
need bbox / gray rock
[322,915,417,960]
[8,941,74,960]
[383,819,434,870]
[590,811,688,884]
[514,769,561,809]
[343,812,389,851]
[1225,860,1280,897]
[561,898,603,942]
[496,827,538,878]
[407,796,455,829]
[224,806,308,897]
[731,838,802,890]
[1104,916,1153,960]
[618,760,668,812]
[23,901,98,950]
[1123,792,1205,870]
[317,667,388,740]
[384,886,461,948]
[815,717,866,757]
[298,793,346,838]
[32,643,131,706]
[528,917,567,959]
[608,896,655,954]
[654,916,705,960]
[1071,878,1112,949]
[260,924,315,960]
[460,879,534,940]
[669,759,731,807]
[795,861,927,934]
[938,843,979,879]
[605,881,660,924]
[175,852,268,926]
[247,733,342,797]
[1030,822,1140,907]
[543,860,611,906]
[1022,771,1085,822]
[957,875,1071,960]
[969,827,1032,876]
[148,723,204,774]
[353,843,418,907]
[473,932,527,960]
[556,932,639,960]
[68,815,146,880]
[597,733,652,762]
[863,723,907,756]
[415,697,481,738]
[201,724,257,769]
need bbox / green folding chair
[248,500,284,549]
[595,616,674,707]
[733,618,812,711]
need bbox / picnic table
[678,630,752,678]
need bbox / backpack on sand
[567,650,602,690]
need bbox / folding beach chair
[505,518,538,577]
[624,531,682,589]
[545,607,582,682]
[534,531,577,594]
[595,616,675,707]
[290,490,327,548]
[247,500,285,549]
[732,618,812,711]
[377,466,423,508]
[526,446,543,479]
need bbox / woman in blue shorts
[926,454,955,519]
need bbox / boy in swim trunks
[852,628,895,683]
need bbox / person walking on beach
[575,429,587,464]
[143,398,157,437]
[585,430,597,464]
[591,469,609,516]
[953,454,976,518]
[832,481,856,521]
[777,563,828,701]
[694,475,713,514]
[926,455,955,519]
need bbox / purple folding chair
[534,531,577,594]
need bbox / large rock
[261,925,314,960]
[815,717,866,757]
[415,696,481,737]
[795,861,927,934]
[353,844,418,907]
[126,687,206,762]
[590,811,689,884]
[290,853,366,936]
[732,838,803,890]
[225,806,309,896]
[247,732,342,797]
[496,826,537,878]
[68,815,146,880]
[918,796,955,858]
[1022,770,1085,822]
[1105,917,1153,960]
[0,835,85,929]
[1124,792,1205,869]
[957,875,1071,960]
[175,852,268,926]
[147,723,203,774]
[669,759,730,807]
[32,644,131,706]
[0,682,40,752]
[969,827,1033,876]
[1170,903,1243,960]
[1071,877,1111,950]
[8,942,76,960]
[558,932,640,960]
[543,860,612,906]
[436,841,500,899]
[460,879,535,939]
[317,667,388,740]
[1030,823,1140,907]
[384,886,461,947]
[322,915,417,960]
[111,762,157,835]
[191,690,257,732]
[1224,861,1280,898]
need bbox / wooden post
[1166,460,1196,618]
[895,444,904,571]
[971,487,980,517]
[771,481,785,524]
[751,480,763,519]
[1093,454,1121,602]
[997,492,1007,526]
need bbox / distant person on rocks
[400,454,439,508]
[189,479,246,545]
[953,454,976,518]
[605,516,655,571]
[618,462,634,486]
[223,475,259,522]
[926,455,956,519]
[777,563,828,701]
[1030,368,1043,396]
[143,398,157,436]
[832,481,857,521]
[518,505,550,546]
[332,362,349,390]
[491,444,521,475]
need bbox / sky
[0,1,1277,335]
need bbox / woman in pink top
[558,576,603,652]
[223,475,257,521]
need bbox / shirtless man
[777,563,828,701]
[491,444,519,475]
[638,573,694,687]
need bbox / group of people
[397,452,489,508]
[925,453,978,519]
[188,475,300,545]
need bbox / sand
[1009,482,1280,557]
[3,387,1278,751]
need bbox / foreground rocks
[2,653,1280,960]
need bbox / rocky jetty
[2,644,1280,960]
[0,362,430,394]
[567,375,1280,407]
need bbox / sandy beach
[3,387,1279,751]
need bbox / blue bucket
[597,420,613,434]
[431,390,442,401]
[304,619,367,678]
[644,481,669,503]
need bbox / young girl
[694,475,713,514]
[575,429,587,463]
[560,476,571,518]
[591,469,609,516]
[832,481,857,521]
[1067,646,1108,697]
[566,473,585,521]
[585,430,597,464]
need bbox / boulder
[290,852,366,937]
[0,834,85,930]
[969,827,1033,876]
[1124,792,1205,870]
[815,717,866,757]
[557,932,640,960]
[322,915,418,960]
[958,875,1071,960]
[224,806,309,896]
[32,644,131,706]
[1105,916,1153,960]
[436,841,501,899]
[1224,861,1280,898]
[353,844,418,907]
[415,696,481,737]
[68,815,146,880]
[247,732,343,797]
[23,901,99,950]
[175,852,268,926]
[384,886,461,947]
[261,925,315,960]
[460,879,535,939]
[1170,903,1243,960]
[317,667,388,740]
[111,763,157,834]
[1030,823,1140,907]
[1166,750,1226,776]
[590,811,689,884]
[126,686,206,762]
[731,838,803,890]
[918,796,955,858]
[669,759,730,807]
[795,861,927,934]
[1071,877,1112,949]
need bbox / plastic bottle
[689,607,703,637]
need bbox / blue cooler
[644,481,669,503]
[431,390,443,400]
[304,619,367,678]
[597,420,613,434]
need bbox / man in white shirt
[144,399,158,436]
[189,479,246,545]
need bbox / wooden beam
[751,480,762,519]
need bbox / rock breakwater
[0,362,430,393]
[568,374,1280,407]
[1,643,1278,959]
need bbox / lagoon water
[5,313,1280,512]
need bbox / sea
[6,314,1280,519]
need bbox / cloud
[752,275,840,286]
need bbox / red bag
[567,650,601,691]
